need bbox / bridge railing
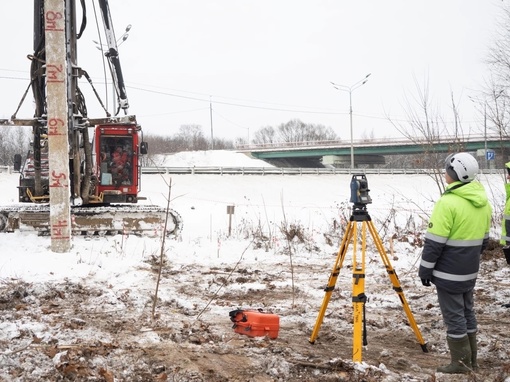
[237,134,499,151]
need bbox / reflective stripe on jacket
[419,180,492,293]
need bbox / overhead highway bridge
[239,135,510,168]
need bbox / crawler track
[0,204,182,237]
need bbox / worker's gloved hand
[421,278,431,287]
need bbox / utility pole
[210,96,214,150]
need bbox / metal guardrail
[141,166,502,176]
[142,166,343,175]
[1,165,500,176]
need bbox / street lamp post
[331,73,371,168]
[468,96,489,169]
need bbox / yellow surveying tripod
[309,174,428,363]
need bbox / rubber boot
[437,335,472,374]
[468,333,478,371]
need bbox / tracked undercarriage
[0,204,182,237]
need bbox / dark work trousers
[436,286,477,338]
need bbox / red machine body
[94,124,144,204]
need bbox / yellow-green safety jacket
[419,180,492,293]
[500,161,510,245]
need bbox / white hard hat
[445,152,479,183]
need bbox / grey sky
[0,0,502,141]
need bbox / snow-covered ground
[1,150,510,381]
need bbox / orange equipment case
[229,309,279,339]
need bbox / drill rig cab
[94,123,145,203]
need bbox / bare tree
[252,126,276,145]
[484,4,510,165]
[176,124,208,151]
[388,77,469,193]
[0,126,30,166]
[142,126,235,165]
[360,129,375,142]
[212,137,234,150]
[252,119,338,145]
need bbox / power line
[0,75,29,81]
[127,84,342,115]
[0,71,479,125]
[139,107,209,118]
[129,84,413,123]
[0,71,413,122]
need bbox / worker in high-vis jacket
[419,152,492,374]
[500,161,510,265]
[500,161,510,310]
